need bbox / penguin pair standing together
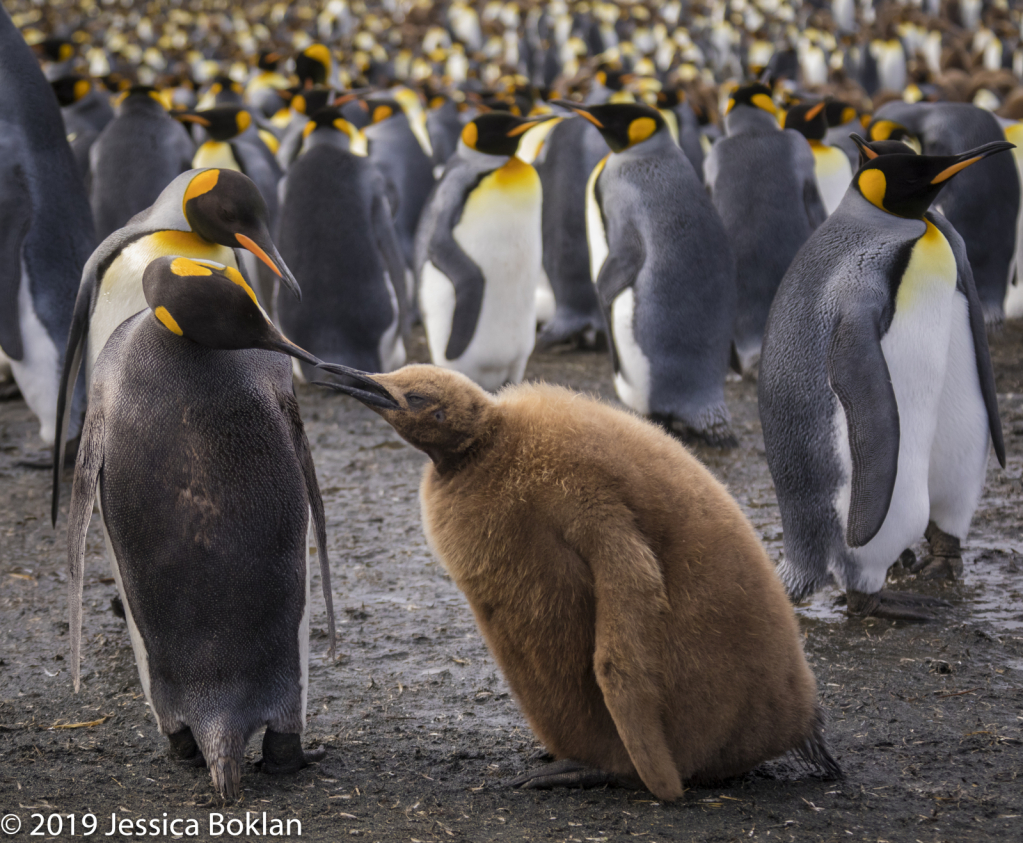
[67,254,391,799]
[760,136,1009,620]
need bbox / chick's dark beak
[235,230,302,300]
[314,363,401,409]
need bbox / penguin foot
[909,523,963,581]
[650,414,738,450]
[257,729,326,775]
[15,451,55,470]
[535,320,605,351]
[110,595,125,619]
[507,758,640,791]
[845,589,952,622]
[0,381,20,401]
[167,727,206,767]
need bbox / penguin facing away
[320,364,841,800]
[0,4,95,446]
[556,100,738,447]
[51,168,299,525]
[415,112,548,392]
[66,255,388,800]
[276,107,408,377]
[758,139,1010,620]
[88,86,195,241]
[704,83,827,376]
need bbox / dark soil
[1,323,1021,843]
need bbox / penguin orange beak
[315,365,401,409]
[929,140,1015,184]
[235,232,302,300]
[174,111,212,127]
[505,114,557,137]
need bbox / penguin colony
[2,0,1021,804]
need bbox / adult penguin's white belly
[833,221,957,591]
[421,157,541,392]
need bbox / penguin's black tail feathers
[792,705,843,780]
[210,756,242,801]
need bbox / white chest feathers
[810,142,853,216]
[420,156,542,392]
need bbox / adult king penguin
[869,101,1021,324]
[758,138,1010,620]
[52,168,299,524]
[67,255,387,799]
[704,83,827,376]
[556,101,738,446]
[0,5,95,447]
[784,101,853,216]
[277,108,408,377]
[415,112,548,391]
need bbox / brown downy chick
[319,364,841,800]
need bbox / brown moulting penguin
[758,138,1011,620]
[51,168,300,526]
[66,255,389,800]
[318,364,842,800]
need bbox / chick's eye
[406,393,429,409]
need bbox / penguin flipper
[281,388,336,659]
[0,157,32,361]
[826,311,900,548]
[52,275,94,527]
[372,190,410,341]
[928,212,1005,468]
[594,224,645,373]
[67,403,104,693]
[426,221,486,361]
[580,517,683,801]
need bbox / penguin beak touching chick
[317,364,841,800]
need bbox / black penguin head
[551,101,666,153]
[867,117,915,144]
[296,44,332,88]
[51,75,92,106]
[117,86,168,109]
[36,38,75,63]
[291,86,335,116]
[204,75,244,104]
[181,169,300,299]
[852,139,1014,219]
[724,83,778,118]
[302,107,361,143]
[783,101,828,141]
[363,98,403,126]
[257,50,282,72]
[175,105,252,141]
[459,112,550,156]
[314,365,497,471]
[825,100,859,129]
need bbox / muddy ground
[1,323,1021,843]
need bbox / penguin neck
[616,128,674,158]
[429,407,502,477]
[303,128,353,154]
[725,106,779,136]
[457,141,512,171]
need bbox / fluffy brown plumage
[323,364,840,800]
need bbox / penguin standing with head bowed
[66,254,388,800]
[51,168,299,524]
[276,107,408,376]
[415,112,548,391]
[89,86,196,241]
[758,137,1011,620]
[868,101,1021,324]
[703,83,827,377]
[0,5,95,450]
[555,100,738,447]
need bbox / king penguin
[88,86,195,241]
[869,101,1021,324]
[758,139,1010,620]
[66,254,389,799]
[0,5,95,447]
[556,101,738,447]
[415,112,548,391]
[783,101,853,216]
[704,83,827,376]
[277,108,408,377]
[51,168,299,523]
